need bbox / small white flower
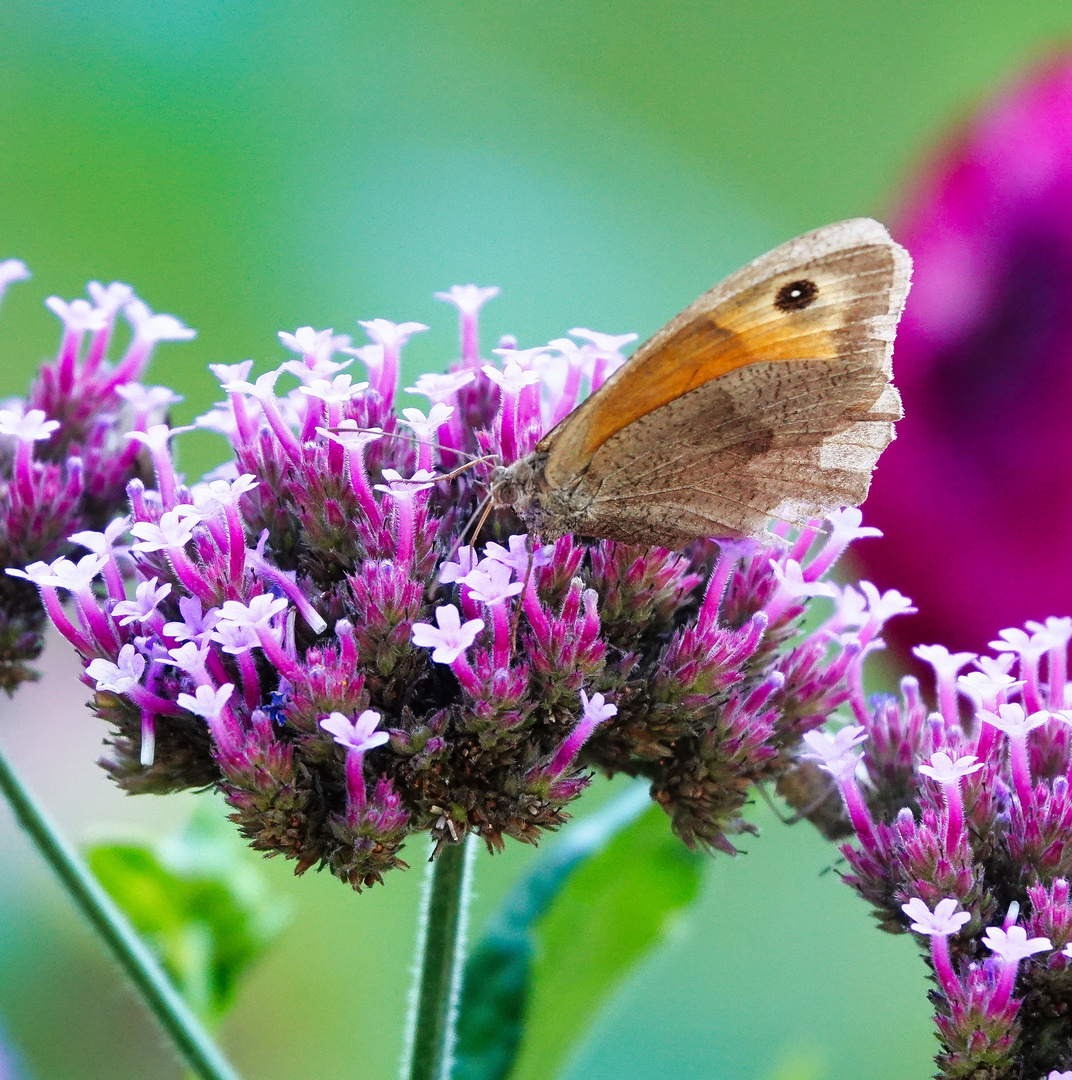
[482,534,554,580]
[411,605,484,664]
[859,580,917,624]
[975,653,1017,679]
[297,374,369,405]
[86,281,134,316]
[918,751,983,785]
[800,725,868,781]
[278,326,351,368]
[163,596,220,645]
[989,626,1051,660]
[769,558,838,600]
[481,362,542,395]
[0,259,31,292]
[209,360,254,387]
[821,507,883,545]
[126,423,191,455]
[826,584,869,631]
[123,298,196,344]
[0,408,60,443]
[979,703,1051,739]
[86,644,146,695]
[177,683,235,722]
[70,516,130,557]
[320,709,389,753]
[901,897,971,937]
[956,670,1023,706]
[982,924,1052,964]
[439,546,479,585]
[192,474,259,511]
[215,594,289,633]
[433,284,500,316]
[130,509,200,552]
[358,318,428,351]
[374,468,438,499]
[1026,616,1072,648]
[111,577,172,626]
[460,561,524,606]
[40,554,107,593]
[221,369,282,400]
[158,641,211,677]
[115,383,184,412]
[579,689,617,727]
[405,370,476,402]
[568,328,637,355]
[45,296,107,333]
[398,404,455,442]
[912,644,978,680]
[5,561,55,586]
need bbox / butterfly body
[496,218,911,547]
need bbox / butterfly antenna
[436,455,498,484]
[464,493,496,548]
[437,492,495,573]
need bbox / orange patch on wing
[575,308,840,461]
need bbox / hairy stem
[0,744,243,1080]
[402,835,477,1080]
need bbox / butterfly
[495,217,911,548]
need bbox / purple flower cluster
[0,261,193,693]
[803,611,1072,1076]
[13,281,882,888]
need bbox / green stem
[0,744,243,1080]
[402,835,477,1080]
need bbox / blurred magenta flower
[857,54,1072,657]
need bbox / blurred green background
[2,3,1071,1077]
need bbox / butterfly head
[488,458,532,516]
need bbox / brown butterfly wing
[529,218,910,546]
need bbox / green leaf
[85,803,290,1022]
[454,783,704,1080]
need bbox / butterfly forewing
[522,218,910,547]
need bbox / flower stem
[401,835,477,1080]
[0,744,243,1080]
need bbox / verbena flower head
[0,265,193,692]
[20,283,886,889]
[798,604,1072,1076]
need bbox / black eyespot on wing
[774,279,819,312]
